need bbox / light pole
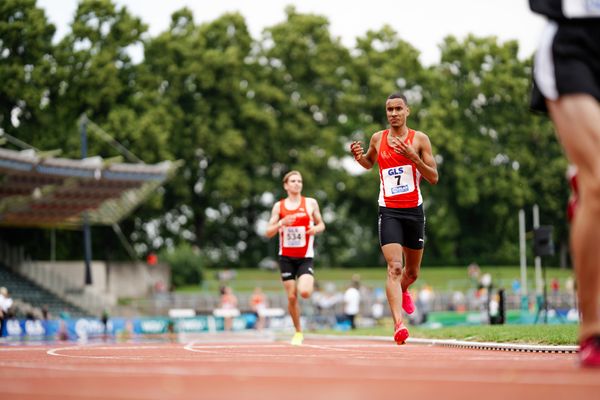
[80,114,92,285]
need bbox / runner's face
[386,98,409,128]
[284,174,303,194]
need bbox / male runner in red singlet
[350,93,438,344]
[265,170,325,345]
[530,0,600,367]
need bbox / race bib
[382,165,415,196]
[283,226,306,248]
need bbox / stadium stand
[0,140,179,316]
[0,147,179,228]
[0,262,87,318]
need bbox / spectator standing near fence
[249,287,268,331]
[265,170,326,345]
[529,0,600,367]
[0,287,13,337]
[218,286,239,331]
[343,280,361,330]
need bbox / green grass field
[178,265,575,295]
[319,320,579,345]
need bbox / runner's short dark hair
[387,92,408,105]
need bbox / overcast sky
[38,0,547,66]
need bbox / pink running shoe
[579,335,600,368]
[394,322,409,345]
[402,291,415,314]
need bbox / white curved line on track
[0,342,590,386]
[0,347,50,351]
[181,342,566,362]
[42,342,570,363]
[47,344,172,359]
[182,341,402,359]
[182,342,291,355]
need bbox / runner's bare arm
[306,198,325,236]
[265,202,282,238]
[350,132,380,170]
[415,133,438,184]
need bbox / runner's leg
[283,279,302,333]
[383,243,405,325]
[401,248,423,293]
[547,94,600,340]
[297,273,314,299]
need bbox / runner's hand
[350,141,364,160]
[279,215,296,227]
[391,137,418,162]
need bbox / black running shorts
[378,205,425,250]
[278,256,314,281]
[531,20,600,112]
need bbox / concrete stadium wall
[107,261,170,298]
[30,261,170,300]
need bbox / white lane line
[0,347,50,352]
[40,342,578,374]
[47,344,175,359]
[45,342,571,365]
[183,342,293,354]
[184,344,291,349]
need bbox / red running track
[0,333,597,400]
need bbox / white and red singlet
[278,196,314,258]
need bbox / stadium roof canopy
[0,147,179,228]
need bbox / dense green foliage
[1,1,570,279]
[158,242,205,288]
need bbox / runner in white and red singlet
[265,170,325,345]
[530,0,600,367]
[350,93,438,345]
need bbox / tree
[0,0,55,137]
[421,35,567,264]
[0,3,573,271]
[138,9,262,266]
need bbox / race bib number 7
[383,165,415,196]
[283,226,306,248]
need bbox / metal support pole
[50,228,55,262]
[518,209,528,310]
[533,204,542,296]
[533,204,548,324]
[542,254,548,323]
[80,114,93,286]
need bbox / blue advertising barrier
[3,318,60,338]
[1,313,263,340]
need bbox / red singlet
[278,196,314,258]
[377,129,422,208]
